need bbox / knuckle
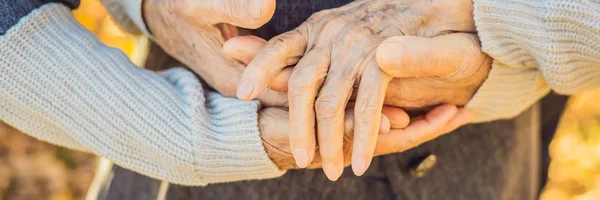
[320,15,351,34]
[287,84,317,108]
[288,76,318,97]
[267,30,306,51]
[300,49,330,67]
[267,36,290,52]
[315,95,345,119]
[288,92,314,108]
[307,9,332,23]
[355,101,379,123]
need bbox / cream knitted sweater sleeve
[0,3,284,186]
[467,0,600,122]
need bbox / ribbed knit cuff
[467,0,550,122]
[476,0,600,95]
[466,62,551,123]
[163,69,287,184]
[473,0,549,68]
[0,3,283,186]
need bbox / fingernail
[237,80,255,100]
[375,42,399,73]
[352,157,367,176]
[323,163,341,181]
[293,148,310,168]
[248,0,264,20]
[379,115,391,134]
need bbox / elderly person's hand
[225,36,475,173]
[235,0,490,180]
[259,104,472,170]
[143,0,288,106]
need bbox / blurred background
[1,0,599,199]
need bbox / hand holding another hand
[233,0,490,180]
[258,104,467,171]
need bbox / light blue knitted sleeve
[0,3,284,186]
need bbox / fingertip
[246,0,276,28]
[375,38,400,75]
[382,106,410,129]
[323,163,343,181]
[376,36,423,77]
[379,115,391,135]
[237,64,272,100]
[223,36,266,51]
[293,148,311,168]
[224,36,267,64]
[236,79,256,100]
[259,0,277,25]
[351,157,371,176]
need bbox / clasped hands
[144,0,491,181]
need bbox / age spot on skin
[382,4,396,12]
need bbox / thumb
[224,36,293,92]
[376,33,485,78]
[224,36,267,64]
[205,0,276,29]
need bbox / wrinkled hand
[224,33,489,182]
[143,0,288,106]
[259,105,471,170]
[235,0,486,180]
[376,34,491,110]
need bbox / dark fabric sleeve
[0,0,79,35]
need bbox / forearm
[468,0,600,122]
[0,3,283,185]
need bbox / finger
[204,0,276,29]
[441,108,474,134]
[309,46,353,181]
[223,36,266,64]
[315,49,376,180]
[224,36,293,92]
[381,106,410,129]
[379,115,391,135]
[351,65,392,176]
[287,47,330,170]
[376,33,484,78]
[376,105,458,155]
[237,28,307,100]
[345,104,396,135]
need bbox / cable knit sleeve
[467,0,600,123]
[0,3,284,186]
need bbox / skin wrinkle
[234,0,491,177]
[144,0,490,173]
[146,0,289,107]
